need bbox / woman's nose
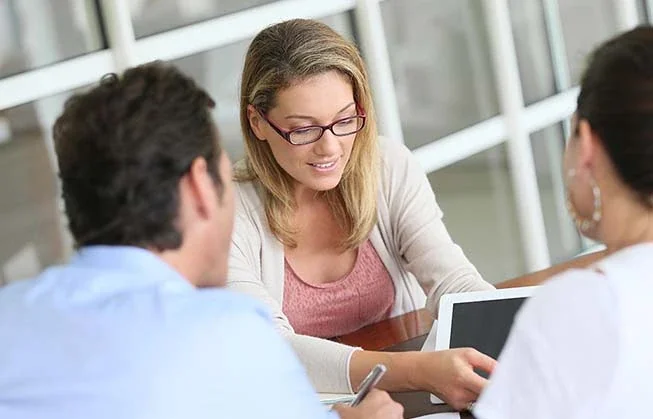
[312,129,341,156]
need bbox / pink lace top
[282,240,396,338]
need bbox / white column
[14,0,73,262]
[541,0,582,256]
[614,0,640,30]
[483,0,551,271]
[0,118,10,145]
[100,0,138,70]
[463,1,517,275]
[354,0,404,143]
[646,0,653,23]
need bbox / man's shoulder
[183,288,272,325]
[179,290,298,367]
[0,265,66,305]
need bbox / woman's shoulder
[377,135,414,166]
[376,135,429,196]
[517,266,612,330]
[593,242,653,279]
[529,243,653,322]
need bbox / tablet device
[428,286,538,404]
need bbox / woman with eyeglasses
[473,26,653,419]
[227,18,496,410]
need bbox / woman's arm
[228,186,495,407]
[349,346,496,411]
[379,138,494,313]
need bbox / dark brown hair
[53,61,221,249]
[577,26,653,206]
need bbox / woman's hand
[349,347,495,411]
[333,389,404,419]
[409,348,496,411]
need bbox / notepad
[413,413,460,419]
[318,393,355,406]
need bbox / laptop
[424,286,538,404]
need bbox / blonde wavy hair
[237,18,379,250]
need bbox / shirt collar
[72,245,193,290]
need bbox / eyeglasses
[257,107,366,145]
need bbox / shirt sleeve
[474,270,618,419]
[379,137,494,313]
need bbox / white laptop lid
[428,286,538,404]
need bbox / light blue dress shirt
[0,246,336,419]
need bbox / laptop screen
[450,297,527,377]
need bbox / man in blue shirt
[0,62,401,419]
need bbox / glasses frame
[256,105,367,145]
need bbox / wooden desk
[335,310,474,418]
[334,308,434,350]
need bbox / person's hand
[413,348,496,411]
[333,389,403,419]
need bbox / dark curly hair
[53,61,222,250]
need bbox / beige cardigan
[227,137,494,393]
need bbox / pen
[349,364,387,407]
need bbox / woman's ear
[576,119,598,173]
[247,105,267,142]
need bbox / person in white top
[475,26,653,419]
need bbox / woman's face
[248,71,359,195]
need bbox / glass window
[558,0,622,83]
[510,0,647,104]
[381,0,500,149]
[428,145,524,284]
[169,13,355,161]
[0,0,103,79]
[0,89,83,285]
[637,0,650,22]
[131,0,278,38]
[509,0,557,104]
[530,122,584,263]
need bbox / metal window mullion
[614,0,640,30]
[133,0,356,64]
[646,0,653,23]
[413,86,579,174]
[100,0,137,71]
[483,0,551,271]
[413,116,507,173]
[0,51,114,110]
[353,0,404,143]
[540,0,581,257]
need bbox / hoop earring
[565,169,602,232]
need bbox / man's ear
[247,104,268,142]
[185,157,218,220]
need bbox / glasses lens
[332,116,364,136]
[289,127,323,144]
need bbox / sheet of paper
[413,413,460,419]
[318,393,355,406]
